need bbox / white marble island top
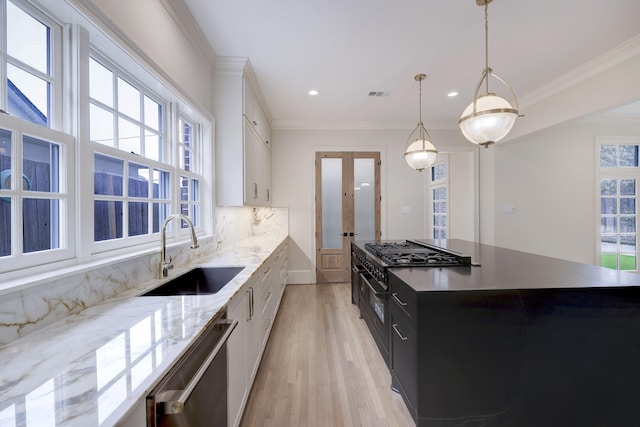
[0,234,287,427]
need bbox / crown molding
[271,119,457,131]
[158,0,217,68]
[519,35,640,109]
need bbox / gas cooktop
[363,240,471,267]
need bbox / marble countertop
[0,234,287,427]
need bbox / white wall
[271,127,472,283]
[492,121,640,264]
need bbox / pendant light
[404,74,437,171]
[458,0,521,147]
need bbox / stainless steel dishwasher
[146,311,237,427]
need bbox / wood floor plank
[240,283,415,427]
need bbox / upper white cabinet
[214,58,272,207]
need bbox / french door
[315,152,381,283]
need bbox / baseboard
[287,270,315,284]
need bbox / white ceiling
[182,0,640,129]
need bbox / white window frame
[0,0,214,281]
[595,136,640,271]
[1,0,63,130]
[429,157,449,240]
[0,112,75,274]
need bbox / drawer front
[389,275,417,320]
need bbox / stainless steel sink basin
[141,266,245,296]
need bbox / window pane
[129,163,149,198]
[144,96,160,131]
[23,135,59,193]
[144,132,160,162]
[433,201,446,214]
[601,253,617,269]
[118,117,140,154]
[434,228,446,239]
[601,217,617,234]
[1,129,14,190]
[599,145,616,167]
[7,64,49,127]
[620,235,636,252]
[434,214,446,227]
[128,202,148,236]
[180,176,189,202]
[118,78,140,121]
[0,198,11,257]
[620,198,635,215]
[620,179,636,196]
[620,217,636,233]
[619,145,639,167]
[191,179,199,203]
[90,58,114,107]
[153,169,170,199]
[152,203,170,233]
[94,201,123,241]
[94,154,123,196]
[431,162,448,181]
[620,254,637,271]
[7,2,49,75]
[180,146,191,171]
[600,179,616,196]
[90,104,114,146]
[600,198,616,214]
[601,235,617,253]
[23,198,59,253]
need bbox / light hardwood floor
[240,283,415,427]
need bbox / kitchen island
[388,239,640,427]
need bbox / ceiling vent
[368,91,389,97]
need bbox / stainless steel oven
[146,312,237,427]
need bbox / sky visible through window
[6,1,50,125]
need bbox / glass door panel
[353,158,375,241]
[321,158,343,249]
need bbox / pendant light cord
[484,1,490,94]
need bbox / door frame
[315,151,381,283]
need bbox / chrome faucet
[160,214,199,278]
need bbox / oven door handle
[361,273,386,298]
[351,265,365,273]
[159,319,238,414]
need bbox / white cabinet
[243,119,271,205]
[227,289,250,427]
[214,58,272,207]
[227,239,288,427]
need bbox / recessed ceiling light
[308,90,319,96]
[447,91,459,97]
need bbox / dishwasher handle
[159,319,238,415]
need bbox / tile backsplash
[0,207,288,347]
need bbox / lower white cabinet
[227,289,250,427]
[227,240,288,427]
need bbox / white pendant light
[404,74,437,171]
[458,0,522,147]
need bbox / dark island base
[391,286,640,427]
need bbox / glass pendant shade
[404,138,437,171]
[459,94,518,146]
[404,73,437,171]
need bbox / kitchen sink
[141,266,245,296]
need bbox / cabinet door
[390,307,418,415]
[243,120,259,206]
[256,136,271,205]
[246,284,263,383]
[227,292,250,427]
